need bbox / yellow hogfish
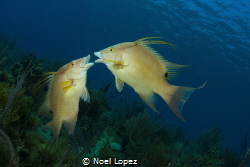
[94,37,205,121]
[38,55,94,140]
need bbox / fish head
[57,55,94,80]
[94,42,135,69]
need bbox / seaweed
[0,34,247,167]
[223,147,241,167]
[125,111,161,143]
[0,56,33,167]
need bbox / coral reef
[125,111,161,143]
[0,33,249,167]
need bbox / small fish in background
[38,55,94,140]
[94,37,206,121]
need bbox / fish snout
[85,62,94,69]
[94,52,105,63]
[80,55,91,68]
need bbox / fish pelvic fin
[81,87,90,103]
[41,119,62,141]
[136,91,159,113]
[160,82,206,121]
[115,77,124,92]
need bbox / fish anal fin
[81,87,90,102]
[160,82,206,121]
[63,115,77,135]
[115,77,124,92]
[136,91,159,113]
[41,120,62,141]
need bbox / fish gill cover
[0,0,249,166]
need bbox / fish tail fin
[63,114,77,135]
[160,82,206,121]
[41,120,62,141]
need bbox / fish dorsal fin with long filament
[135,37,189,80]
[136,37,176,47]
[135,37,176,66]
[34,72,56,93]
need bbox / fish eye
[109,48,114,52]
[70,62,74,66]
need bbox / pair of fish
[39,37,205,140]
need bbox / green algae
[0,33,247,167]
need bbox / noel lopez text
[82,158,138,166]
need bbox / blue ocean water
[0,0,249,152]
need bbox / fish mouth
[94,51,105,63]
[81,55,94,68]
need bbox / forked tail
[160,82,206,121]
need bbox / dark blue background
[0,0,249,151]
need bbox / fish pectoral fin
[60,80,75,92]
[63,115,77,135]
[81,87,90,102]
[105,59,127,69]
[60,80,72,87]
[63,85,75,92]
[113,61,128,70]
[113,64,123,70]
[115,77,124,92]
[136,91,159,113]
